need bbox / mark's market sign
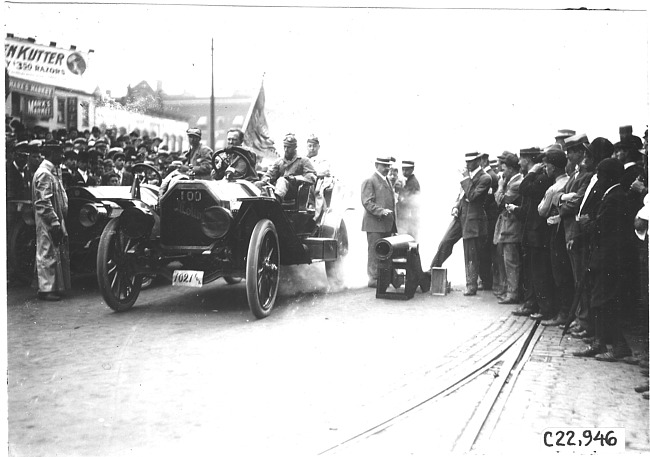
[9,78,54,97]
[26,98,53,119]
[5,37,90,90]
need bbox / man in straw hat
[430,151,492,296]
[396,160,421,240]
[361,157,397,288]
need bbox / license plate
[172,270,204,288]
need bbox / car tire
[8,219,36,286]
[97,218,142,311]
[246,219,280,319]
[325,219,349,288]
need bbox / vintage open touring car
[96,147,349,319]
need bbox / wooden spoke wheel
[97,218,142,311]
[246,219,280,319]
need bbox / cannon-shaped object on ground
[375,234,431,300]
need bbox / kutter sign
[5,37,90,91]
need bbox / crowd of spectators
[6,119,186,201]
[439,125,649,397]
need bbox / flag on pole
[243,83,276,159]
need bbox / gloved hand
[50,225,64,246]
[286,175,296,185]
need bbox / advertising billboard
[5,37,93,93]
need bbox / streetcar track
[318,316,541,455]
[472,320,545,450]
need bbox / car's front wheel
[246,219,280,319]
[97,218,143,311]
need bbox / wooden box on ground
[430,267,447,296]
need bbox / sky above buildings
[5,2,648,174]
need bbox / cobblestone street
[475,322,649,455]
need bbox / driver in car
[256,133,316,203]
[212,128,258,182]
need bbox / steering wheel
[211,147,256,180]
[132,163,162,186]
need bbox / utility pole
[210,37,215,151]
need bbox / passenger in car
[257,133,316,203]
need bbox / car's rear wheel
[224,276,242,285]
[8,219,36,285]
[246,219,280,319]
[97,218,142,311]
[325,219,349,288]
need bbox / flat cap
[375,157,392,165]
[564,133,589,151]
[186,128,202,138]
[519,147,541,157]
[544,143,564,154]
[307,134,319,144]
[283,133,297,145]
[15,140,30,151]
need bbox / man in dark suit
[361,157,397,288]
[511,149,554,317]
[615,135,646,216]
[479,153,499,291]
[112,151,134,186]
[555,134,594,335]
[61,149,77,189]
[7,143,30,200]
[431,152,492,295]
[573,159,635,360]
[72,150,97,187]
